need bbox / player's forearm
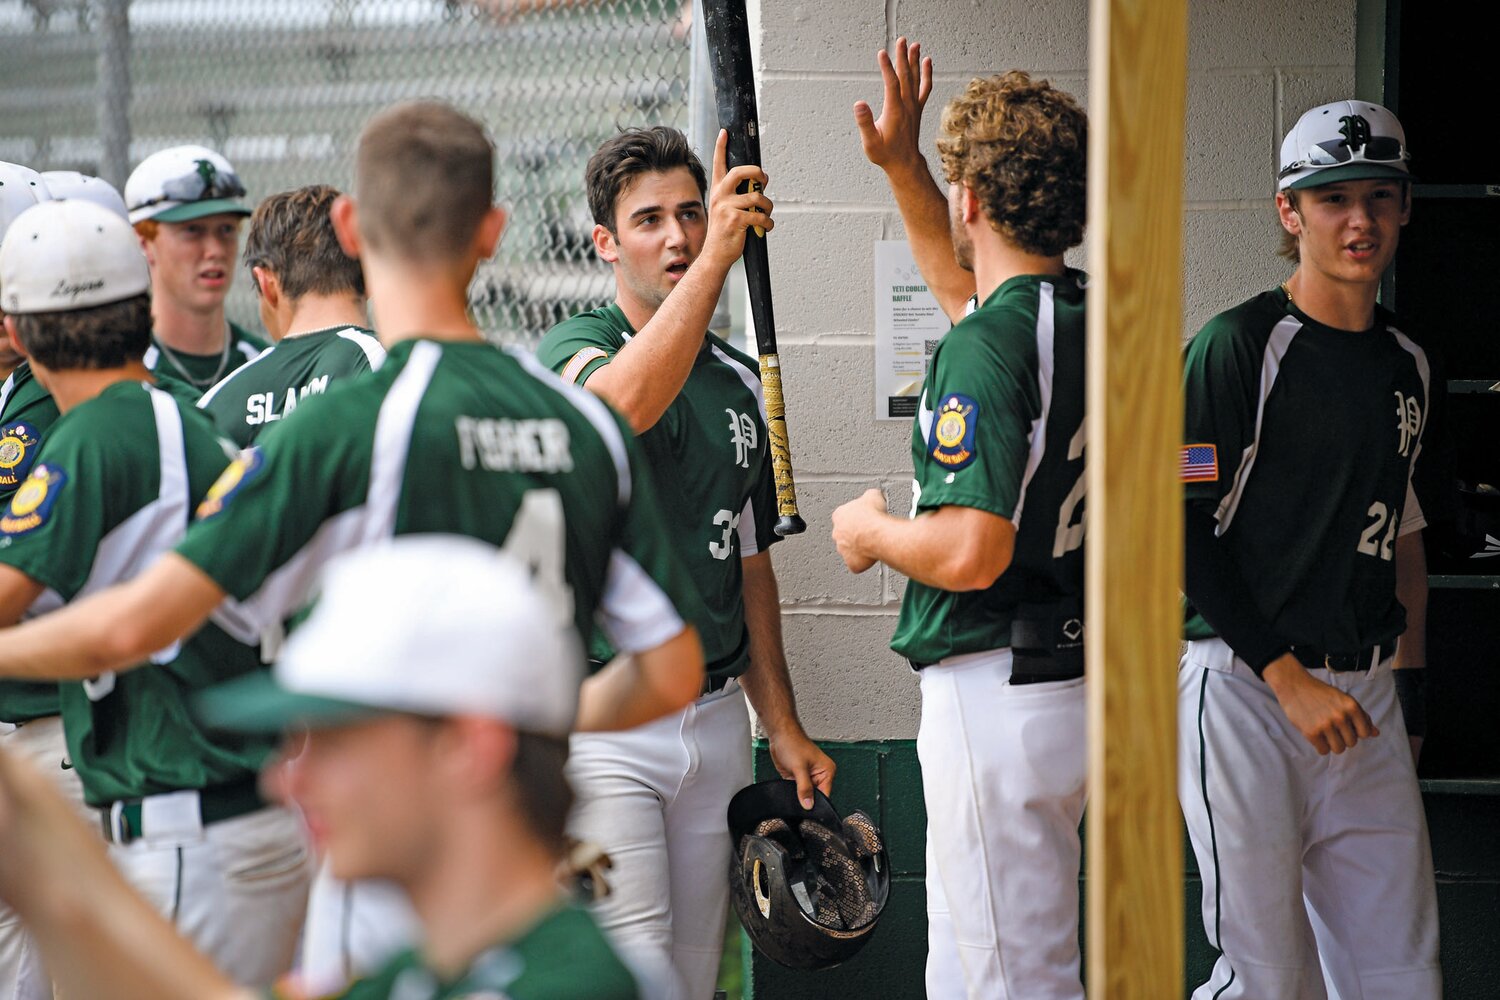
[0,554,223,681]
[573,626,704,732]
[1393,529,1427,670]
[587,260,734,434]
[738,552,803,735]
[860,505,1011,592]
[1183,504,1290,675]
[881,158,975,323]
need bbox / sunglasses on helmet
[1278,136,1410,180]
[131,160,246,210]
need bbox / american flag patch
[1181,444,1218,483]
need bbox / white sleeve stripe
[197,346,273,407]
[561,347,609,385]
[599,549,686,653]
[336,328,387,370]
[708,343,768,425]
[510,348,631,508]
[1399,472,1426,537]
[736,494,758,557]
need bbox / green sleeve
[742,433,781,556]
[1181,317,1261,508]
[149,370,205,408]
[914,323,1038,519]
[536,313,622,386]
[0,438,109,600]
[174,392,371,609]
[599,418,707,653]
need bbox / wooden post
[1084,0,1188,995]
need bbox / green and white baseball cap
[1277,100,1412,192]
[195,535,584,736]
[0,199,150,315]
[124,145,250,225]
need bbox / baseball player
[124,145,268,403]
[0,537,644,1000]
[536,125,833,1000]
[0,100,705,989]
[831,51,1090,1000]
[197,184,383,449]
[1178,100,1440,999]
[0,197,313,987]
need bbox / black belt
[100,777,265,845]
[701,673,733,697]
[905,653,1084,685]
[1290,641,1394,673]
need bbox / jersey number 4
[500,489,575,624]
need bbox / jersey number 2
[501,489,575,624]
[1052,425,1087,558]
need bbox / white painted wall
[757,0,1357,741]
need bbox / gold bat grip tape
[758,354,800,518]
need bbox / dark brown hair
[586,126,707,231]
[244,185,365,300]
[354,101,494,260]
[12,292,152,370]
[509,731,573,849]
[937,71,1088,257]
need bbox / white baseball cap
[1,161,51,240]
[124,144,250,225]
[0,199,150,315]
[40,171,129,221]
[195,535,583,737]
[1278,100,1412,192]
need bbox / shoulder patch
[0,421,42,488]
[1,463,67,535]
[929,394,979,470]
[1181,443,1219,483]
[196,448,265,520]
[561,346,609,384]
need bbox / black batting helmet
[727,778,889,970]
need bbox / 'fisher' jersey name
[246,376,331,428]
[456,416,574,473]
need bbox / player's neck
[1283,269,1379,332]
[31,361,153,413]
[404,826,564,979]
[282,294,370,341]
[151,297,228,355]
[971,236,1066,304]
[362,256,483,347]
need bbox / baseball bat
[701,0,806,537]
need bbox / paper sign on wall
[874,240,951,421]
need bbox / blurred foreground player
[0,537,642,1000]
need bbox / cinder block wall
[747,2,1357,996]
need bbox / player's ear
[475,205,507,261]
[3,315,26,359]
[592,223,619,264]
[1275,191,1302,237]
[251,266,281,310]
[441,716,518,793]
[330,194,362,259]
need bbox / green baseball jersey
[890,272,1088,664]
[146,320,269,405]
[0,380,271,805]
[0,360,64,722]
[269,903,639,1000]
[1182,287,1430,651]
[175,337,696,665]
[537,304,780,677]
[197,325,385,448]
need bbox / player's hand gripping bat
[701,0,806,537]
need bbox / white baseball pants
[0,716,93,1000]
[918,648,1088,1000]
[1179,638,1441,1000]
[565,680,752,1000]
[109,803,313,989]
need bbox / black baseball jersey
[1182,287,1429,652]
[890,272,1088,664]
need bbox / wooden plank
[1085,0,1188,995]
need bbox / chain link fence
[0,0,704,345]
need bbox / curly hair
[936,71,1087,257]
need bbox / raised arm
[854,38,975,323]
